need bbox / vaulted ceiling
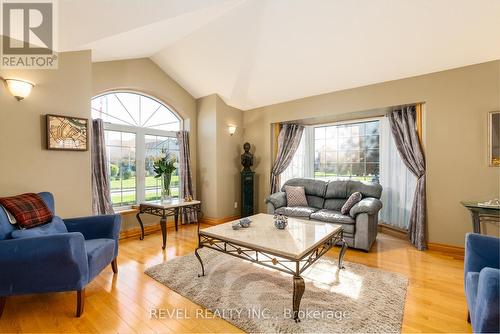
[60,0,500,110]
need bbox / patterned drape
[91,119,114,215]
[270,123,305,194]
[387,106,427,250]
[176,130,197,223]
[379,116,417,230]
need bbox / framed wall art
[46,114,89,151]
[488,111,500,166]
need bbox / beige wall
[197,94,243,219]
[216,95,244,218]
[0,51,92,218]
[243,60,500,247]
[197,94,218,218]
[92,58,198,231]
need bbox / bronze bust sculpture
[241,142,253,172]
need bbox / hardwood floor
[0,224,471,333]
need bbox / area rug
[145,249,408,333]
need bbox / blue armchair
[464,233,500,333]
[0,192,121,317]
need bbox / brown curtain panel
[177,130,197,223]
[387,106,427,250]
[270,123,305,194]
[91,119,114,215]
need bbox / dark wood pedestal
[241,171,254,217]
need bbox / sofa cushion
[282,178,327,209]
[347,181,382,199]
[10,216,68,239]
[324,198,347,211]
[275,206,317,218]
[282,178,327,197]
[341,192,363,215]
[325,181,349,199]
[325,180,382,200]
[284,185,308,207]
[85,238,115,280]
[310,209,355,229]
[324,181,349,211]
[305,196,325,209]
[0,193,53,229]
[310,209,356,234]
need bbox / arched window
[92,91,182,208]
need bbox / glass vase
[161,173,172,203]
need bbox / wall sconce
[4,78,35,101]
[228,125,237,136]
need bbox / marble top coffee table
[194,213,347,322]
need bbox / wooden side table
[136,199,201,249]
[461,201,500,234]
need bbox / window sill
[112,199,180,215]
[113,204,177,221]
[114,206,139,215]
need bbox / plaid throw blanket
[0,193,53,228]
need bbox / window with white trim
[314,120,379,181]
[91,91,182,208]
[281,119,380,187]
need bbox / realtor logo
[1,0,58,68]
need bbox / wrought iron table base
[194,228,347,322]
[292,275,305,322]
[136,204,202,249]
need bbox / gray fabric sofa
[265,178,383,251]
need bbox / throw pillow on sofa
[284,185,308,207]
[341,191,362,215]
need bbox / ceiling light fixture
[4,78,35,101]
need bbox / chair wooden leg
[76,289,85,317]
[0,296,6,318]
[111,258,118,274]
